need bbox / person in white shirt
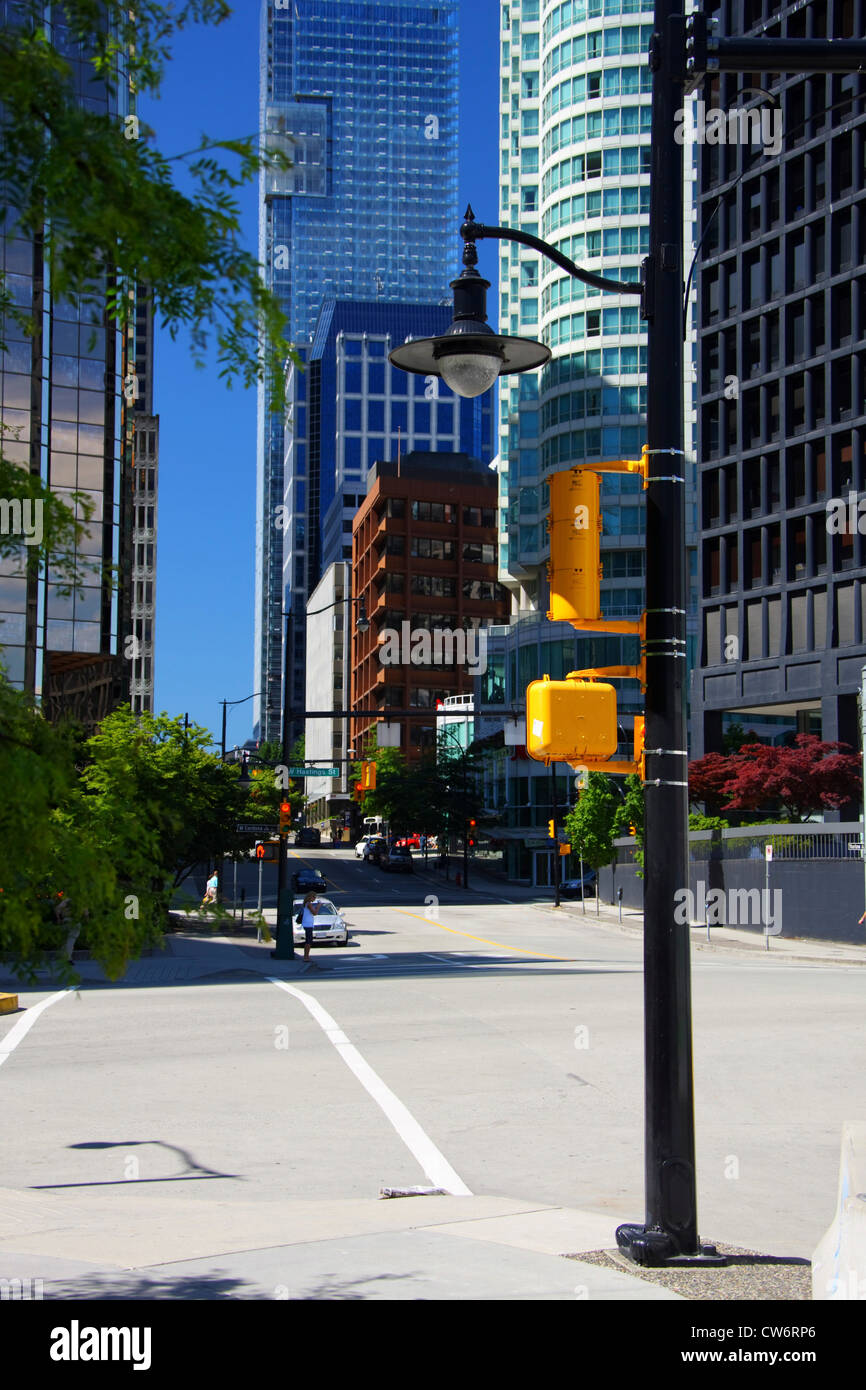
[300,891,321,963]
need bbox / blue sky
[142,0,500,751]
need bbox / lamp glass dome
[437,351,502,398]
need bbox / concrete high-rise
[255,0,460,742]
[691,0,866,764]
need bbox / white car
[292,896,349,947]
[354,836,374,859]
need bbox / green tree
[612,773,645,874]
[0,676,141,981]
[564,773,618,910]
[81,707,249,902]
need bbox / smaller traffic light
[633,715,646,781]
[279,800,291,832]
[360,760,377,791]
[548,819,556,840]
[629,824,637,837]
[255,844,266,860]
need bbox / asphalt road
[1,847,864,1299]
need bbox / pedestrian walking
[299,890,321,964]
[202,870,218,906]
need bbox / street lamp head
[356,595,369,633]
[389,208,549,397]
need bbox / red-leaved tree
[688,735,862,822]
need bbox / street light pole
[614,0,699,1265]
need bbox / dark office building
[691,0,866,764]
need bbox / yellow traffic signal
[361,760,377,791]
[548,819,556,840]
[279,800,291,831]
[526,675,618,765]
[633,715,646,781]
[547,467,602,625]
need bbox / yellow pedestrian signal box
[360,761,377,791]
[526,675,618,765]
[548,819,556,840]
[547,467,602,625]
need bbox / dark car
[295,827,321,848]
[559,871,597,899]
[291,868,328,894]
[380,845,413,873]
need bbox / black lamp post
[390,165,699,1263]
[390,11,866,1270]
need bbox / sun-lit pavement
[0,848,863,1299]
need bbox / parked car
[292,896,349,947]
[395,834,422,849]
[292,867,328,894]
[559,871,598,899]
[354,835,376,859]
[295,827,321,848]
[362,837,388,863]
[380,844,413,873]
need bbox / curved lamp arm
[460,205,641,298]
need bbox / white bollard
[812,1123,866,1300]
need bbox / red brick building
[352,453,509,760]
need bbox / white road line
[268,976,472,1198]
[0,988,76,1069]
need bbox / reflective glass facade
[0,4,138,727]
[255,0,460,741]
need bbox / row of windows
[541,384,646,428]
[543,145,650,199]
[702,216,860,326]
[543,65,652,122]
[702,584,866,666]
[540,345,648,387]
[544,185,650,235]
[542,425,646,470]
[543,0,650,44]
[702,440,862,528]
[543,25,653,83]
[544,103,652,158]
[342,399,457,433]
[603,549,646,578]
[134,506,155,531]
[133,581,154,606]
[546,305,643,347]
[380,574,504,601]
[544,257,642,311]
[703,361,862,457]
[702,284,862,395]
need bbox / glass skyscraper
[255,0,460,742]
[0,4,146,730]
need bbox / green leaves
[563,772,620,872]
[0,0,296,397]
[0,686,254,982]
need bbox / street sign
[235,822,279,835]
[287,766,340,778]
[765,844,773,863]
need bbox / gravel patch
[568,1245,811,1300]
